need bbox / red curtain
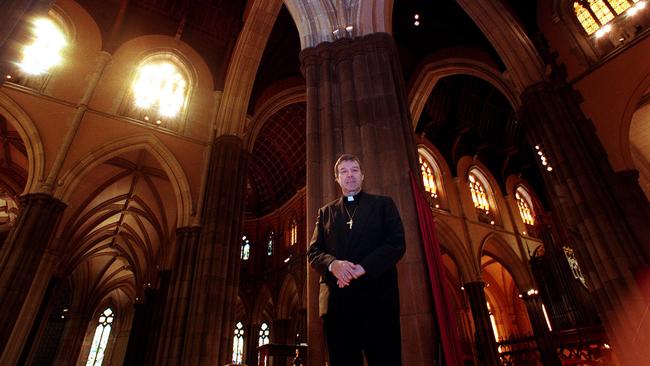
[409,172,464,366]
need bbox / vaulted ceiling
[57,149,177,307]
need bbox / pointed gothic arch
[277,274,300,319]
[54,134,193,227]
[433,218,479,283]
[0,91,45,195]
[408,48,521,129]
[479,232,534,292]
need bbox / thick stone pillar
[181,135,248,366]
[463,281,500,366]
[123,273,170,366]
[0,193,65,362]
[520,82,650,365]
[52,311,90,366]
[300,32,435,366]
[522,294,562,366]
[155,226,201,365]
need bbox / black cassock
[308,191,405,366]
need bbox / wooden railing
[495,326,613,366]
[497,334,540,366]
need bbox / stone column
[520,82,650,365]
[300,32,435,366]
[155,226,201,365]
[463,281,500,366]
[181,135,248,366]
[521,294,562,366]
[123,273,170,366]
[0,193,65,362]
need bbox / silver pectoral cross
[346,219,353,229]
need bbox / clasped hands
[330,260,366,288]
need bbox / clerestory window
[85,307,114,366]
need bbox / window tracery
[417,149,444,209]
[258,322,270,346]
[469,173,490,213]
[232,321,245,364]
[515,188,536,226]
[574,2,600,34]
[85,307,114,366]
[419,155,438,199]
[469,170,497,225]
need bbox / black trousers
[323,306,402,366]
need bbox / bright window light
[132,62,187,118]
[18,18,67,75]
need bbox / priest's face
[336,160,364,196]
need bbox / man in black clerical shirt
[308,154,406,366]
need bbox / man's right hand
[331,260,367,288]
[330,259,356,287]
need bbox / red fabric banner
[409,171,464,366]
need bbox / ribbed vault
[57,150,177,310]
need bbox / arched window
[574,2,600,34]
[7,13,68,89]
[267,231,274,256]
[515,187,536,226]
[417,148,445,209]
[258,322,270,346]
[420,155,438,199]
[469,172,490,212]
[468,169,497,224]
[232,321,245,364]
[85,307,114,366]
[289,219,298,246]
[241,236,250,261]
[124,54,190,129]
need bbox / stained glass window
[17,17,67,75]
[574,2,600,34]
[608,0,632,14]
[85,307,114,366]
[241,236,250,261]
[232,322,245,364]
[419,155,438,198]
[589,0,616,24]
[289,220,298,246]
[515,189,535,226]
[267,231,274,256]
[125,55,189,127]
[469,173,490,213]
